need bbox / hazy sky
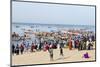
[12,1,95,25]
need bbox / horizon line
[12,22,95,26]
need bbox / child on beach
[82,52,90,59]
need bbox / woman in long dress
[43,42,49,51]
[68,40,72,50]
[31,43,35,52]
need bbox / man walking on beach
[60,46,64,58]
[48,45,53,61]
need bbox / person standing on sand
[71,39,75,48]
[45,42,50,51]
[43,42,47,51]
[38,37,42,51]
[60,46,64,58]
[15,44,19,55]
[88,40,93,50]
[83,36,87,50]
[86,40,89,50]
[68,39,72,50]
[78,40,83,50]
[31,43,35,52]
[12,44,15,55]
[20,44,24,54]
[48,45,53,61]
[39,42,42,50]
[26,42,30,52]
[60,40,64,48]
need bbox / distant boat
[31,26,34,28]
[48,26,51,28]
[16,26,20,28]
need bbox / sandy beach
[12,48,95,66]
[12,23,96,66]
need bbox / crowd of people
[12,31,95,61]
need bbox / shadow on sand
[54,56,71,61]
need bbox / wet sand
[12,48,95,66]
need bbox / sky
[12,1,95,25]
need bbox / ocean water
[12,23,95,36]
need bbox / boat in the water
[48,26,51,28]
[16,25,20,28]
[31,26,34,28]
